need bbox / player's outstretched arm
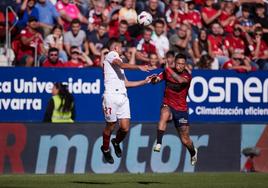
[113,59,151,72]
[124,74,155,88]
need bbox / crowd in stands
[0,0,268,71]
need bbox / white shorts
[102,93,130,122]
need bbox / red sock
[115,129,127,144]
[103,132,111,151]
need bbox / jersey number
[104,107,112,115]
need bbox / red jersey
[253,40,268,58]
[224,35,245,54]
[208,34,224,56]
[219,11,236,33]
[183,10,202,27]
[136,39,156,55]
[64,60,84,68]
[17,27,43,61]
[201,7,218,25]
[88,9,103,27]
[222,59,247,73]
[159,69,192,111]
[165,9,184,28]
[42,59,65,67]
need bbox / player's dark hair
[175,53,187,61]
[54,82,74,112]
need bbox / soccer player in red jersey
[151,53,198,166]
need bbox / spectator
[56,0,89,31]
[35,0,63,37]
[148,52,160,69]
[64,19,89,56]
[123,47,137,65]
[237,5,254,33]
[224,26,246,56]
[16,0,39,30]
[165,0,184,35]
[169,24,195,67]
[44,25,68,62]
[207,22,229,68]
[65,46,93,67]
[193,29,209,60]
[43,82,75,123]
[14,16,45,67]
[222,52,252,72]
[135,27,157,65]
[196,54,215,69]
[219,1,236,35]
[103,0,122,23]
[152,19,169,63]
[119,0,137,26]
[109,20,133,49]
[42,47,65,67]
[143,0,165,21]
[0,47,15,66]
[88,23,109,66]
[253,3,268,43]
[247,26,268,70]
[164,50,175,68]
[201,0,222,27]
[119,0,141,38]
[88,0,107,32]
[183,0,202,39]
[108,7,121,39]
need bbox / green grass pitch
[0,173,268,188]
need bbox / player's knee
[181,136,191,146]
[120,127,129,132]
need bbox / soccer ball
[137,11,153,26]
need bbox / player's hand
[150,75,160,84]
[145,74,157,83]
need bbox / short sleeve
[106,51,122,64]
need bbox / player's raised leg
[154,105,171,152]
[176,125,198,166]
[112,118,130,157]
[101,121,116,164]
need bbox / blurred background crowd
[0,0,268,72]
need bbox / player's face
[175,58,186,72]
[114,42,122,55]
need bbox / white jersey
[103,51,127,94]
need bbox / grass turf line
[0,173,268,188]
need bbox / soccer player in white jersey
[101,38,154,164]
